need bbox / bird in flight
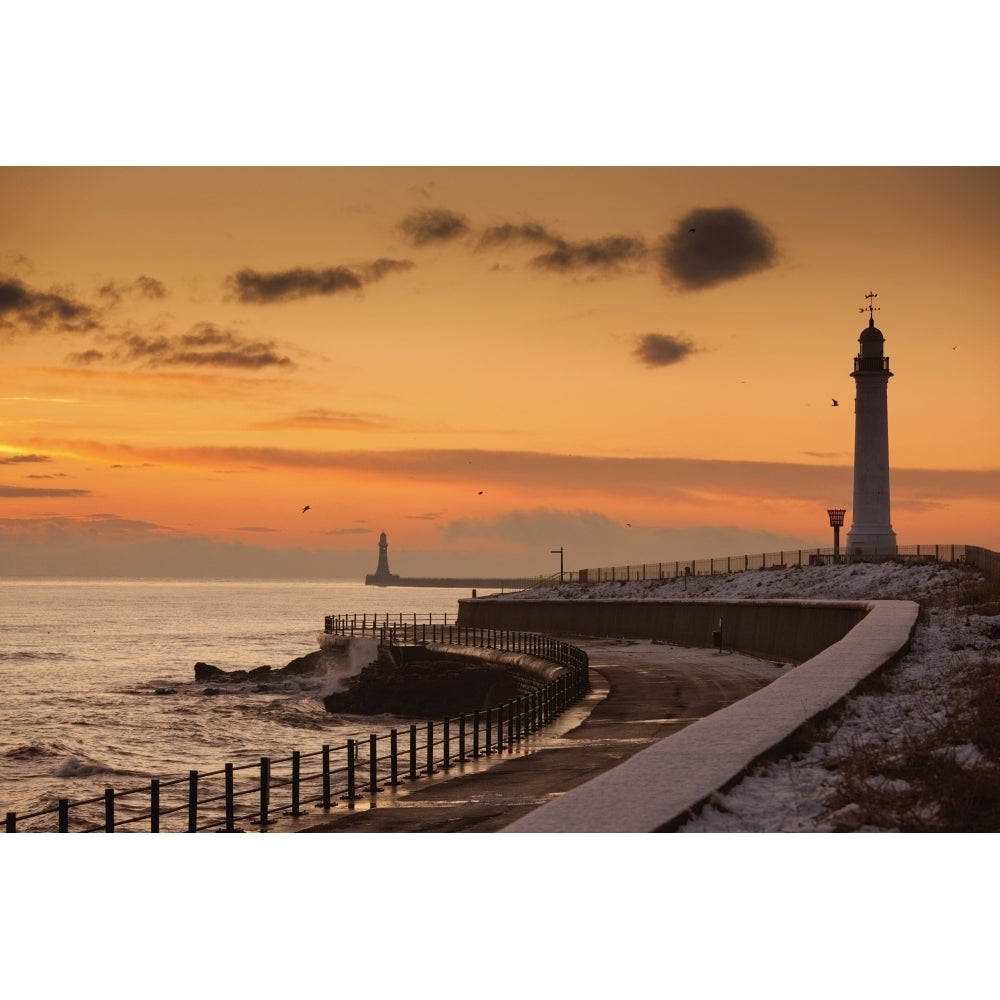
[832,399,839,406]
[301,505,311,513]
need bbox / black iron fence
[562,543,967,585]
[4,628,588,833]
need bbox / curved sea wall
[456,597,870,665]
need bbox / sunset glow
[2,166,998,577]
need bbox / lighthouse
[365,531,400,586]
[846,291,897,557]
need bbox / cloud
[0,453,50,465]
[657,207,778,290]
[227,259,413,304]
[260,409,390,431]
[0,484,90,497]
[397,208,470,246]
[531,235,648,274]
[477,222,558,249]
[633,333,698,367]
[477,222,648,275]
[0,275,99,334]
[98,275,168,304]
[71,323,294,370]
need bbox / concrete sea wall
[456,597,870,664]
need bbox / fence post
[426,721,435,775]
[225,762,235,831]
[507,702,514,749]
[291,750,301,817]
[59,799,69,833]
[5,812,15,833]
[485,707,493,756]
[473,710,481,758]
[442,718,451,770]
[408,725,418,780]
[346,739,356,808]
[458,714,467,762]
[150,778,160,833]
[390,729,399,786]
[369,734,379,793]
[322,745,331,809]
[259,757,270,828]
[188,770,198,832]
[497,704,504,753]
[104,788,115,833]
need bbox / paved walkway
[275,640,785,833]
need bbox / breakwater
[455,597,871,664]
[365,575,543,591]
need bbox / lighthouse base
[845,526,898,558]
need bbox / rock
[194,661,225,681]
[323,649,524,718]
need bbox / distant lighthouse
[846,291,897,556]
[365,531,400,586]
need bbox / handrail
[567,543,966,585]
[4,627,589,833]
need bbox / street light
[551,547,564,583]
[827,508,846,560]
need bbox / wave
[53,754,146,780]
[0,649,70,661]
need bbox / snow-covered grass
[516,560,1000,832]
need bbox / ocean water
[0,579,475,831]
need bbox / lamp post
[827,508,846,560]
[551,547,564,583]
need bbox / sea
[0,578,477,832]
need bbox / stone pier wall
[456,598,870,665]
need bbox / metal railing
[4,628,589,833]
[553,543,967,585]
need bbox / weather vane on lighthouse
[859,290,880,321]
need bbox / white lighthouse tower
[846,291,897,557]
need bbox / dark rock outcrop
[194,648,336,684]
[323,649,522,718]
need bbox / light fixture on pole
[827,508,846,559]
[550,547,564,583]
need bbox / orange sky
[2,164,997,578]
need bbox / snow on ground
[511,560,1000,832]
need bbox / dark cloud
[360,258,416,282]
[72,323,294,370]
[633,333,698,368]
[398,208,470,247]
[229,266,362,303]
[477,222,557,249]
[98,275,168,304]
[477,222,647,275]
[0,453,50,465]
[228,259,413,304]
[0,276,98,333]
[657,207,777,290]
[0,484,90,497]
[531,235,648,274]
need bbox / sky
[2,11,998,580]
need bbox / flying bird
[688,228,696,233]
[301,505,311,513]
[832,399,839,406]
[478,491,483,495]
